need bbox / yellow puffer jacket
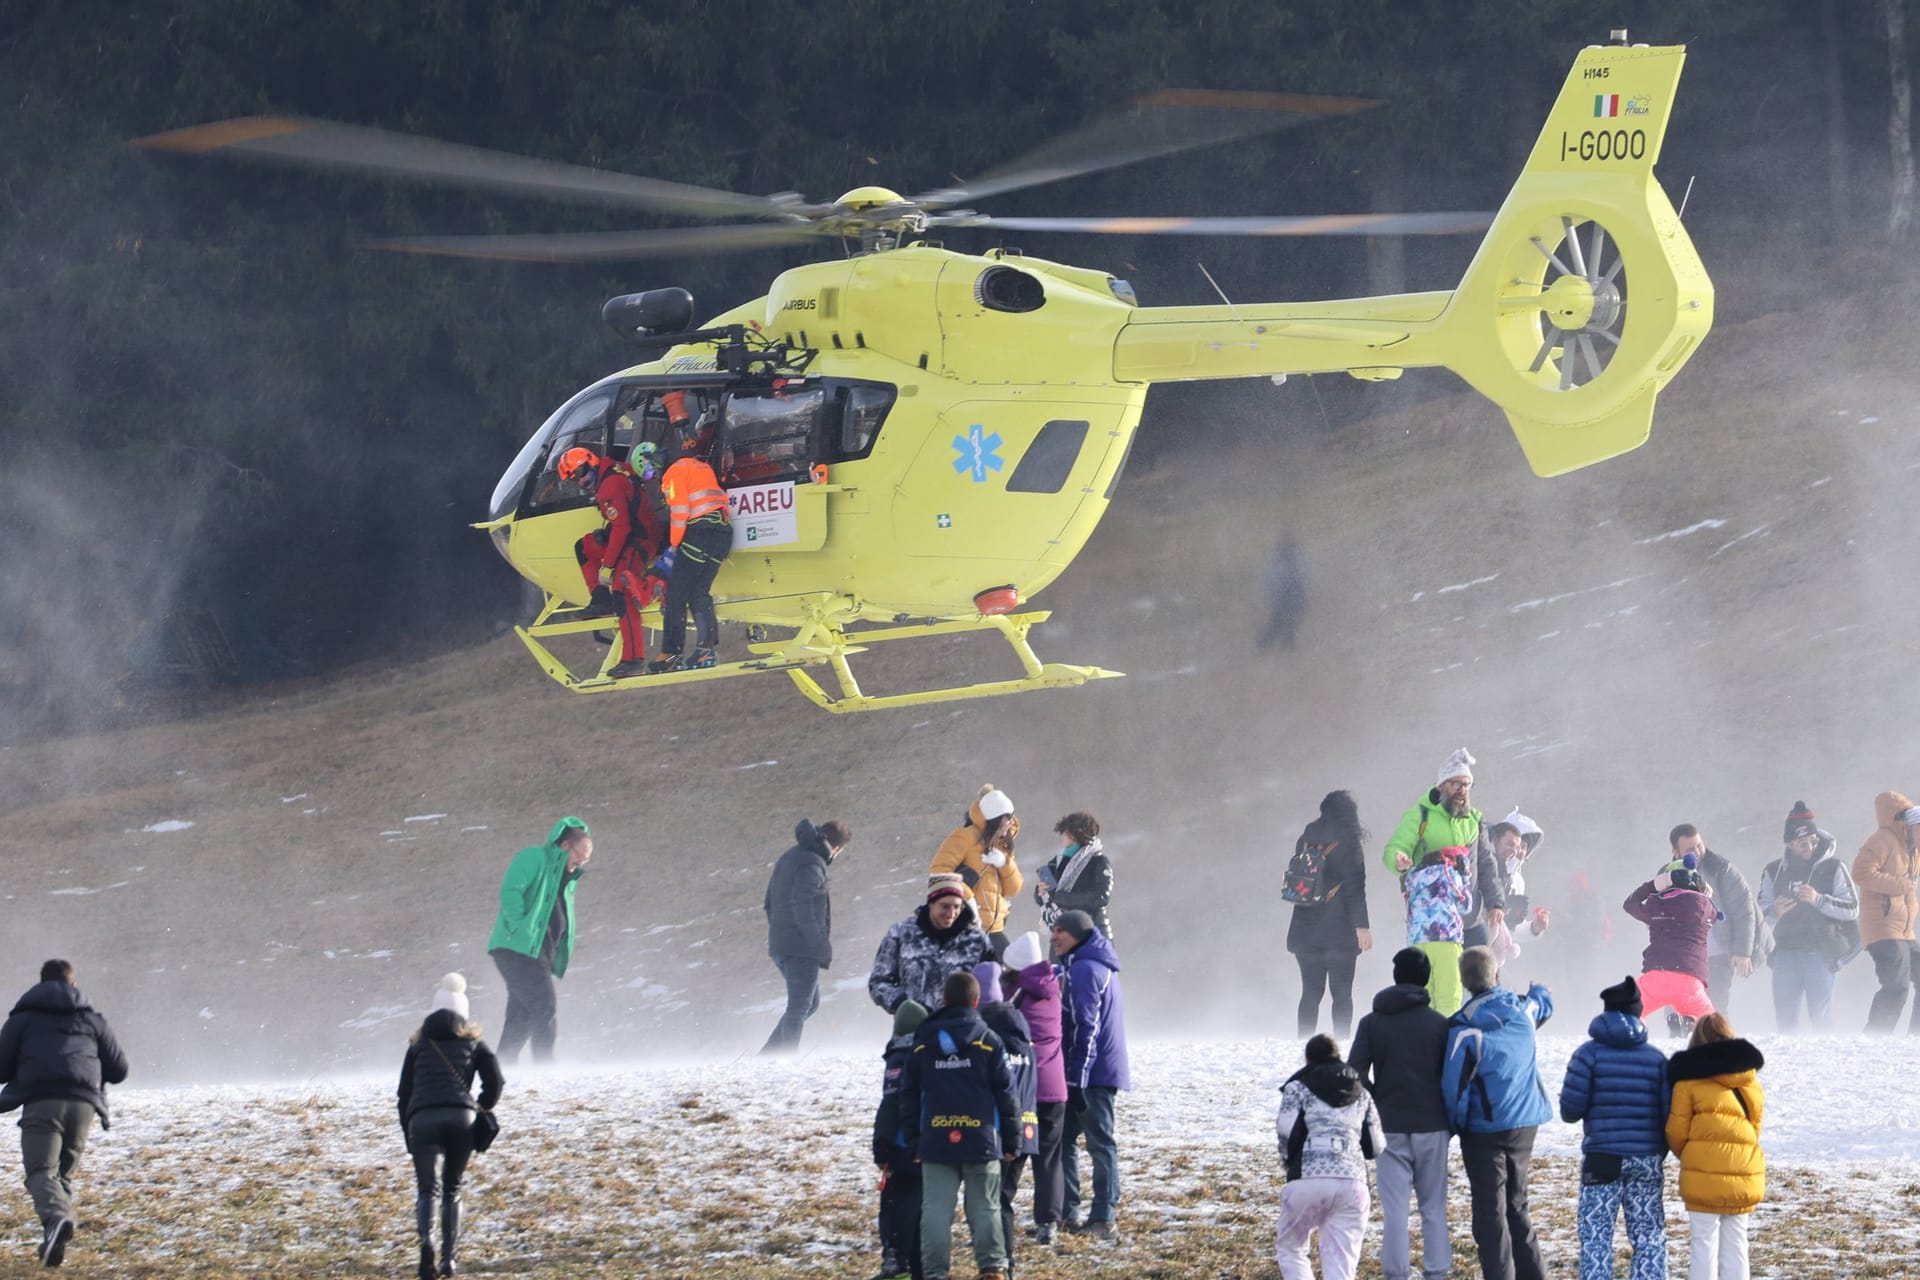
[931,788,1023,935]
[1665,1037,1766,1214]
[1853,790,1919,947]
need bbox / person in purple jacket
[1050,910,1130,1240]
[1623,856,1722,1038]
[1004,931,1068,1245]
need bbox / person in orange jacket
[649,413,733,672]
[932,785,1024,956]
[559,445,665,680]
[1855,790,1920,1033]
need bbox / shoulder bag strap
[425,1038,486,1114]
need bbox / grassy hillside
[3,250,1917,1080]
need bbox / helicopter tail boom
[1112,42,1711,478]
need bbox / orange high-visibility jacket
[660,457,729,547]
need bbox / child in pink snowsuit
[1623,854,1722,1029]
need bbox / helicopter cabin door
[716,385,829,553]
[892,400,1127,568]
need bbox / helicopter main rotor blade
[365,222,819,263]
[913,89,1377,208]
[952,210,1494,237]
[135,118,783,221]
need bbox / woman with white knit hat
[397,974,504,1279]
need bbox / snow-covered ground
[17,1032,1918,1278]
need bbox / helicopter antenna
[1195,260,1245,325]
[1677,174,1696,220]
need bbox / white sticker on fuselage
[728,482,798,549]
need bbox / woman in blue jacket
[1559,975,1670,1280]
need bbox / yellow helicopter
[139,37,1711,713]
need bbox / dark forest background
[1,0,1911,729]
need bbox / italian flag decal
[1594,94,1620,117]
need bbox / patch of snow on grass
[139,819,194,833]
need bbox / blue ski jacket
[1559,1011,1670,1156]
[1443,983,1554,1134]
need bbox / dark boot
[578,586,618,619]
[415,1193,436,1279]
[438,1196,462,1277]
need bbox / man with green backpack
[487,817,593,1063]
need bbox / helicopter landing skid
[513,603,1121,712]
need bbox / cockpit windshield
[488,380,617,523]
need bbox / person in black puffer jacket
[1348,947,1453,1280]
[397,974,504,1280]
[0,959,129,1268]
[1286,791,1373,1037]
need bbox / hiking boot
[690,646,718,668]
[1060,1215,1087,1234]
[607,658,649,680]
[648,652,685,674]
[1033,1223,1056,1246]
[577,587,619,619]
[41,1218,73,1268]
[869,1253,907,1280]
[1081,1219,1115,1240]
[416,1242,436,1279]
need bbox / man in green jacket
[488,817,593,1063]
[1382,749,1506,1014]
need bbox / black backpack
[1283,837,1344,906]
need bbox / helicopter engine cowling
[603,288,695,341]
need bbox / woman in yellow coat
[1665,1012,1765,1280]
[931,785,1023,953]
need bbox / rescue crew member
[649,412,732,672]
[558,445,665,680]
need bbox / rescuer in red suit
[559,445,665,680]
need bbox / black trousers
[1866,938,1920,1033]
[1030,1101,1068,1225]
[878,1158,924,1279]
[408,1108,475,1202]
[661,519,731,655]
[997,1151,1030,1276]
[1294,949,1358,1037]
[491,947,558,1063]
[1460,1127,1546,1280]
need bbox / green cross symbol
[936,513,952,529]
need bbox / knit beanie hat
[972,961,1004,1004]
[1003,931,1046,972]
[1600,975,1643,1017]
[893,999,930,1036]
[1783,800,1818,843]
[926,872,968,903]
[430,972,469,1020]
[1437,747,1476,787]
[1054,909,1096,944]
[977,785,1015,821]
[1391,946,1431,986]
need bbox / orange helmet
[556,446,600,483]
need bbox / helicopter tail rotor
[1437,40,1713,477]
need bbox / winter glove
[1068,1086,1088,1115]
[984,849,1007,869]
[1653,871,1673,893]
[596,565,613,586]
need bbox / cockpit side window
[521,389,615,515]
[835,384,894,461]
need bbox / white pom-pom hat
[430,972,469,1020]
